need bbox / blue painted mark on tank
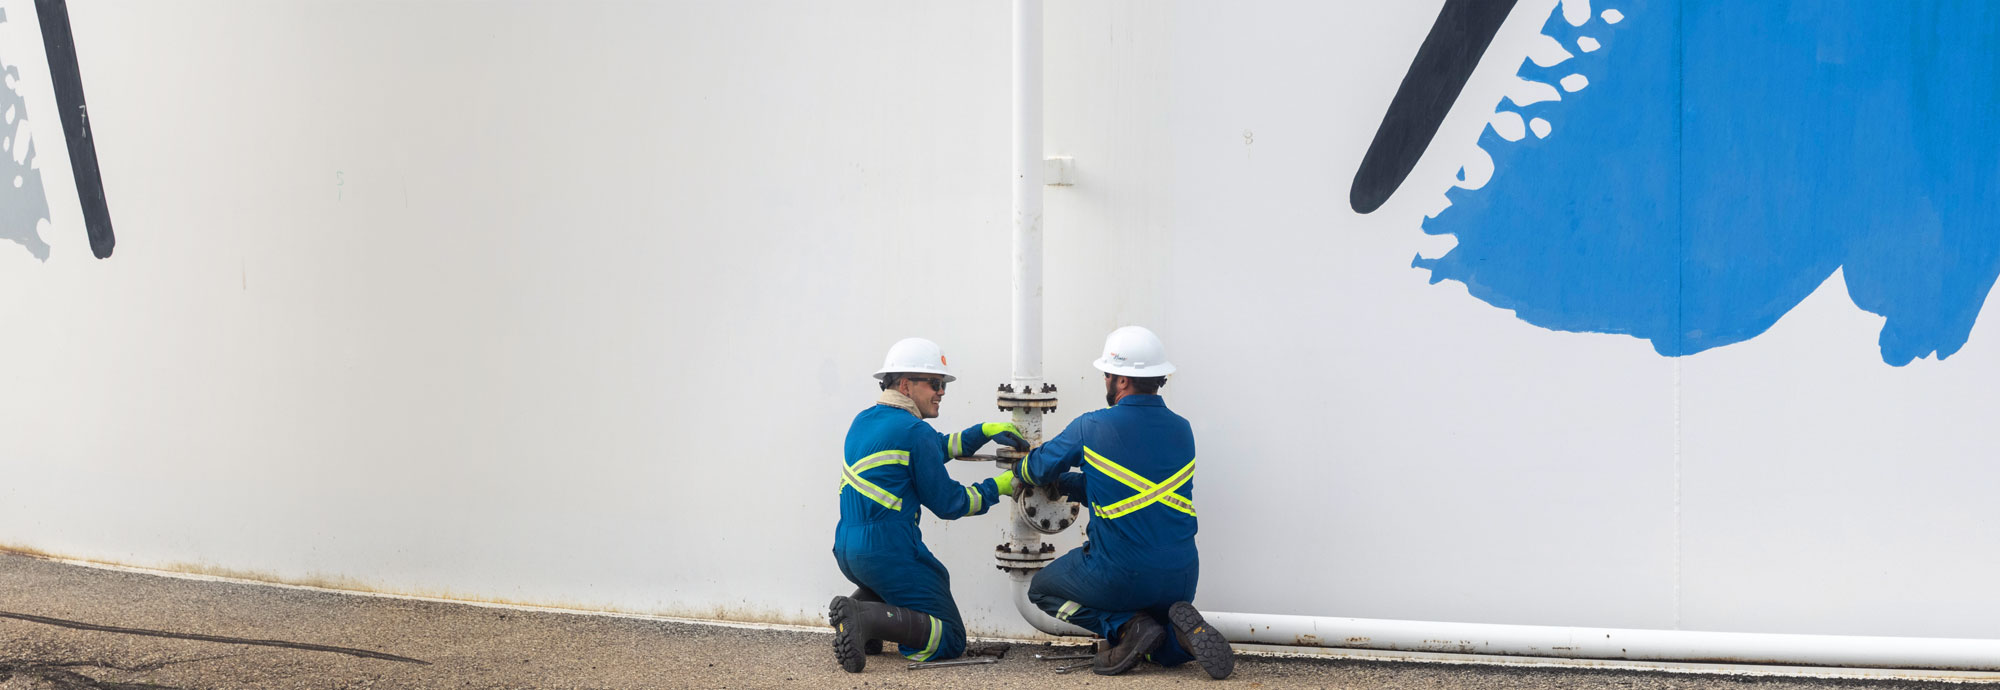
[1416,1,2000,365]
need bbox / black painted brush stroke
[33,0,113,258]
[1350,0,1518,215]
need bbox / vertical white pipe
[1012,0,1043,389]
[1001,1,1081,639]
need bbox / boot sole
[827,597,885,655]
[1169,602,1234,680]
[828,596,866,673]
[849,591,885,654]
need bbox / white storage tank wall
[0,0,1036,626]
[1138,0,2000,640]
[1,0,1995,642]
[1143,0,1681,631]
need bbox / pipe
[1011,0,1042,390]
[1009,571,1093,638]
[1201,612,2000,671]
[996,0,1086,641]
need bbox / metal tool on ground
[1054,661,1092,674]
[1033,652,1092,661]
[907,657,999,670]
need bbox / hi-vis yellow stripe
[1083,446,1196,519]
[841,450,910,511]
[904,615,944,661]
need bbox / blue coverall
[833,403,1007,661]
[1020,393,1201,667]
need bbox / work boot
[843,588,886,655]
[829,597,935,673]
[828,596,866,672]
[1093,614,1166,676]
[1168,601,1235,679]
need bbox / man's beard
[1104,379,1117,408]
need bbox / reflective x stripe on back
[1083,446,1196,519]
[841,450,910,511]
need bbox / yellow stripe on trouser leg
[1056,600,1081,620]
[904,616,944,661]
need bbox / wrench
[1054,661,1093,674]
[907,657,999,670]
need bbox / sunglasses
[907,377,947,392]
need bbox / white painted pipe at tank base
[1199,611,2000,672]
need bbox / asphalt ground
[0,551,1986,690]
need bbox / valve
[993,380,1080,574]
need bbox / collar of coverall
[1115,393,1165,407]
[876,389,921,416]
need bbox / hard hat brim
[1092,359,1176,378]
[873,368,958,383]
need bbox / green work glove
[1010,461,1033,491]
[982,422,1029,450]
[992,470,1018,497]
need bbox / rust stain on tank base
[1346,636,1372,645]
[1296,633,1321,645]
[1423,639,1483,654]
[0,543,57,559]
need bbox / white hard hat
[873,337,957,382]
[1093,326,1176,377]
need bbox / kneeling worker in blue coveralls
[1014,326,1235,678]
[828,337,1028,672]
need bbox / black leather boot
[1168,601,1235,679]
[1093,614,1166,676]
[829,597,935,672]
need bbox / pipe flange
[995,550,1057,564]
[995,562,1055,573]
[1015,484,1082,535]
[996,383,1059,413]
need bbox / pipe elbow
[1009,571,1093,638]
